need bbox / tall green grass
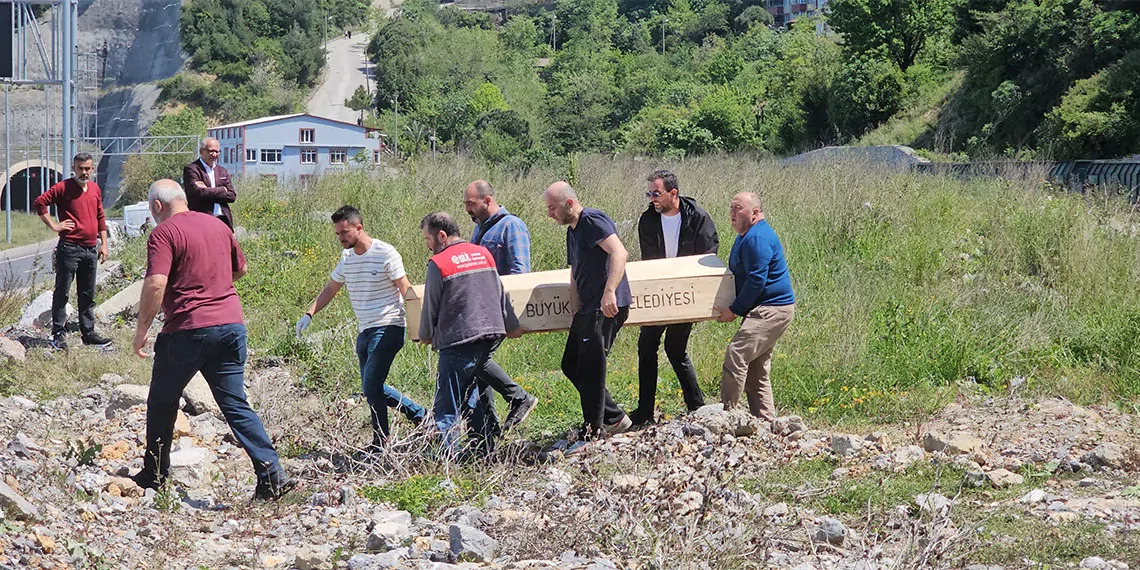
[113,155,1140,435]
[0,212,56,250]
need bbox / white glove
[296,313,312,337]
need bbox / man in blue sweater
[714,192,795,421]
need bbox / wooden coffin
[405,254,736,341]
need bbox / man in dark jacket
[183,138,237,229]
[631,170,719,426]
[418,211,522,458]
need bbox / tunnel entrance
[2,164,65,213]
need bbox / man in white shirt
[296,206,426,454]
[632,170,720,426]
[183,138,237,229]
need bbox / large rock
[95,280,143,322]
[923,431,984,455]
[690,404,762,437]
[168,441,215,488]
[94,260,122,288]
[365,522,412,552]
[985,468,1025,488]
[0,480,38,520]
[1083,443,1126,469]
[771,415,806,437]
[347,549,409,570]
[295,546,332,570]
[106,384,150,419]
[812,517,846,546]
[0,337,26,363]
[831,434,863,457]
[371,509,413,527]
[915,493,952,515]
[449,524,497,562]
[183,373,221,418]
[19,290,69,329]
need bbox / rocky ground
[0,353,1137,569]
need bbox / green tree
[733,5,773,32]
[345,86,373,122]
[1039,49,1140,158]
[469,83,509,117]
[828,56,907,140]
[547,70,618,152]
[119,108,208,205]
[828,0,960,71]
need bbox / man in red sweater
[32,153,112,349]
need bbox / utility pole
[392,94,399,158]
[550,14,557,51]
[661,17,668,55]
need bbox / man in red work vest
[417,211,522,460]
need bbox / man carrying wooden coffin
[544,181,634,441]
[417,212,523,459]
[631,170,719,427]
[463,180,540,430]
[296,206,427,458]
[714,192,796,422]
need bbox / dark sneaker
[253,476,296,501]
[503,394,538,431]
[81,332,112,347]
[603,414,633,436]
[130,470,163,491]
[51,333,69,351]
[629,409,655,427]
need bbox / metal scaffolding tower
[1,0,75,244]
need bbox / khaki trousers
[720,304,795,421]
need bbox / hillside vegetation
[137,0,1140,191]
[357,0,1140,167]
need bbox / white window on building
[300,149,317,164]
[246,148,257,162]
[300,128,315,144]
[329,148,347,164]
[261,148,282,163]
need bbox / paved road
[0,237,57,287]
[307,35,373,124]
[306,0,402,122]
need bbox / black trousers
[561,307,629,434]
[636,323,706,414]
[52,240,97,336]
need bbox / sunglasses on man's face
[646,190,663,198]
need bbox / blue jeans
[142,323,284,484]
[434,339,502,454]
[355,326,425,444]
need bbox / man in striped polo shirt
[297,206,426,455]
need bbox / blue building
[208,113,386,183]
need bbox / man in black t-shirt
[543,181,634,440]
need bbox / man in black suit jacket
[183,137,237,229]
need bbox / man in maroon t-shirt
[129,178,293,501]
[32,153,112,349]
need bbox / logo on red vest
[433,243,497,277]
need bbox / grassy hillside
[857,71,965,157]
[23,156,1140,441]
